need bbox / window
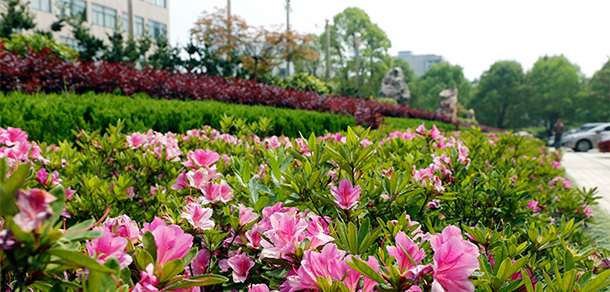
[122,12,130,33]
[30,0,51,12]
[58,0,86,19]
[146,0,166,8]
[92,4,116,28]
[121,14,144,36]
[134,16,144,36]
[59,36,79,50]
[148,20,166,39]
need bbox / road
[561,149,610,215]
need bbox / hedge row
[0,91,358,144]
[0,48,474,129]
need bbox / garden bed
[0,122,607,292]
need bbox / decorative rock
[437,86,458,121]
[379,67,410,106]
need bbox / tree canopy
[412,63,472,111]
[469,61,527,128]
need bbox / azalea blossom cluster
[0,127,47,171]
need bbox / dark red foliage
[0,49,501,131]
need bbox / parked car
[600,133,610,153]
[562,123,610,152]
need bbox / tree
[319,7,392,97]
[190,8,251,77]
[147,36,182,71]
[0,0,35,38]
[588,58,610,122]
[469,61,528,129]
[413,63,472,111]
[525,55,583,128]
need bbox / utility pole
[227,0,231,20]
[354,33,361,92]
[285,0,290,78]
[325,19,330,81]
[127,0,133,39]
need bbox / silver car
[562,122,610,152]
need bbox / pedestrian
[552,119,565,149]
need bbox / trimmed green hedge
[0,92,357,144]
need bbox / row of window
[29,0,165,13]
[28,0,166,38]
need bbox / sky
[170,0,610,81]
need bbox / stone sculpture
[379,67,410,106]
[437,86,458,121]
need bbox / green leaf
[134,249,154,271]
[159,258,185,284]
[143,231,157,261]
[582,269,610,292]
[164,274,228,290]
[183,248,198,267]
[47,248,114,273]
[62,230,104,242]
[520,269,534,292]
[0,158,8,183]
[346,257,385,284]
[0,162,31,216]
[564,250,574,272]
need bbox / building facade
[24,0,169,48]
[394,51,448,77]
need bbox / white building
[394,51,448,77]
[24,0,169,48]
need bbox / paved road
[561,149,610,215]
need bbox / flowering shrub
[0,47,501,131]
[1,122,608,292]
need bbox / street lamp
[354,32,361,92]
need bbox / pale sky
[170,0,610,81]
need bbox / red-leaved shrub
[0,47,500,131]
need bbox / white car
[562,123,610,152]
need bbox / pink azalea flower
[65,187,76,200]
[127,132,149,149]
[245,223,265,249]
[182,149,220,168]
[227,249,255,283]
[151,222,194,266]
[35,168,48,185]
[199,180,234,205]
[238,204,259,226]
[86,227,133,268]
[289,244,359,292]
[181,203,215,231]
[330,179,361,210]
[1,127,28,147]
[429,125,442,140]
[191,249,211,276]
[186,168,221,189]
[133,264,159,292]
[527,200,541,213]
[222,154,231,166]
[264,136,282,149]
[103,215,141,243]
[249,284,272,292]
[430,226,480,292]
[171,170,188,190]
[261,212,308,259]
[13,189,57,232]
[387,231,426,275]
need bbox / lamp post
[354,32,361,92]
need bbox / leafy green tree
[412,63,472,111]
[525,55,584,128]
[103,29,125,63]
[469,61,528,129]
[0,0,35,38]
[147,36,182,71]
[319,7,392,97]
[588,58,610,122]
